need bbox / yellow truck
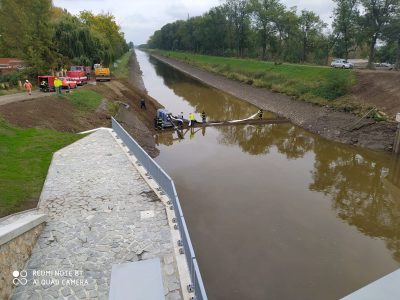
[94,64,111,81]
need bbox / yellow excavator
[94,64,111,81]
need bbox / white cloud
[53,0,334,45]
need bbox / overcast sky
[53,0,335,45]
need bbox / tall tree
[250,0,285,60]
[299,10,326,62]
[360,0,400,68]
[224,0,251,56]
[332,0,359,59]
[382,6,400,68]
[0,0,55,72]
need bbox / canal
[136,51,400,300]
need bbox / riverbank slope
[150,53,397,152]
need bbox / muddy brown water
[137,51,400,300]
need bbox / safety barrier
[112,118,208,300]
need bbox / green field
[0,120,82,217]
[155,50,362,111]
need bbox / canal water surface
[137,51,400,300]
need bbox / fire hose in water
[207,110,261,125]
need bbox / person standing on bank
[140,98,146,109]
[54,77,62,94]
[258,109,263,120]
[23,80,32,95]
[189,112,196,127]
[201,111,206,123]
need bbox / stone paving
[11,129,182,299]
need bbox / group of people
[26,77,65,95]
[178,111,206,127]
[155,111,207,130]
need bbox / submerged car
[331,59,354,69]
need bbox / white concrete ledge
[78,127,111,135]
[0,214,47,245]
[341,269,400,300]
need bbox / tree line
[147,0,400,68]
[0,0,129,79]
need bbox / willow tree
[0,0,55,73]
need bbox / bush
[313,71,350,100]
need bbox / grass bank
[0,120,81,217]
[60,89,103,111]
[112,50,132,79]
[152,50,376,115]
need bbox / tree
[250,0,285,60]
[359,0,400,68]
[0,0,55,73]
[332,0,360,59]
[224,0,251,56]
[299,10,326,62]
[381,7,400,68]
[79,11,128,66]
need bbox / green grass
[61,89,103,111]
[112,50,132,79]
[155,50,363,112]
[0,120,82,217]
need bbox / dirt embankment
[0,50,162,157]
[150,53,398,152]
[351,70,400,118]
[0,94,111,132]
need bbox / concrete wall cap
[0,214,47,245]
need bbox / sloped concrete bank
[150,53,397,152]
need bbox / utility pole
[394,113,400,154]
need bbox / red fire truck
[66,66,91,85]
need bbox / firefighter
[201,111,206,123]
[189,112,195,127]
[140,98,146,109]
[23,80,32,95]
[258,109,263,120]
[40,80,48,92]
[54,77,63,94]
[157,117,163,130]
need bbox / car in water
[331,59,354,69]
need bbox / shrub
[313,71,350,100]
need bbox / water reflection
[150,56,269,121]
[218,124,314,157]
[156,121,400,261]
[310,147,400,261]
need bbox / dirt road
[151,53,397,152]
[0,90,53,106]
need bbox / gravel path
[0,90,53,106]
[11,129,182,300]
[151,54,397,151]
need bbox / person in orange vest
[23,80,32,95]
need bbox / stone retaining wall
[0,216,46,299]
